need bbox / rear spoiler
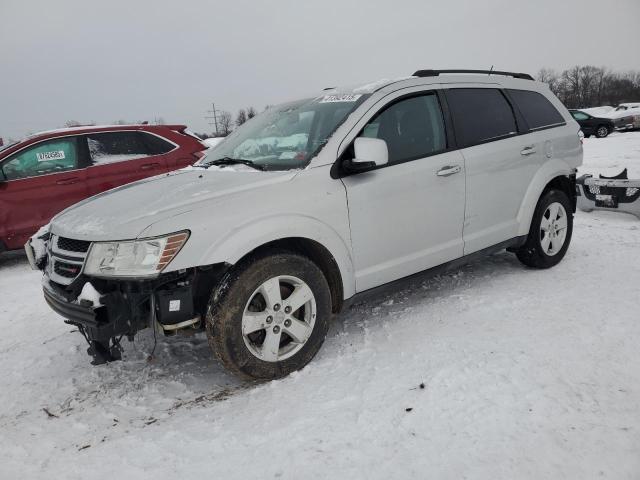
[163,124,188,132]
[160,125,204,142]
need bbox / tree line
[537,66,640,109]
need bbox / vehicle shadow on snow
[336,250,524,334]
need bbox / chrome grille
[47,234,91,286]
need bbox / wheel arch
[190,215,355,309]
[234,237,346,313]
[516,160,577,237]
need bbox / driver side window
[360,93,447,165]
[1,138,78,180]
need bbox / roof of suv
[332,69,540,98]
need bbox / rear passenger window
[446,88,517,148]
[360,93,446,165]
[508,89,565,130]
[86,132,149,165]
[141,132,175,155]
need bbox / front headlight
[84,231,189,278]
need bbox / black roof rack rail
[413,69,534,81]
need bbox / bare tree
[218,111,233,136]
[537,68,561,96]
[236,109,247,126]
[247,106,257,119]
[540,65,640,108]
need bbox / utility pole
[205,102,220,136]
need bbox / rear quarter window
[507,89,565,130]
[445,88,518,148]
[141,132,175,155]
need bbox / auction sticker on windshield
[37,151,66,162]
[318,94,362,103]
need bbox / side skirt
[341,236,527,310]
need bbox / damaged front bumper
[39,264,228,364]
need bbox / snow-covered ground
[1,133,639,480]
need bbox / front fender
[516,158,575,236]
[192,214,356,298]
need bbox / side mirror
[344,137,388,173]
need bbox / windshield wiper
[204,157,265,171]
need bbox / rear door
[0,136,88,249]
[82,130,169,196]
[445,87,537,254]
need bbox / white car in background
[28,69,582,379]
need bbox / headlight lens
[84,231,189,277]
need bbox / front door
[0,136,87,249]
[340,92,466,292]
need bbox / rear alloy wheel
[596,126,609,138]
[206,253,332,379]
[516,189,573,268]
[539,202,568,256]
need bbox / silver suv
[28,69,583,379]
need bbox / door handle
[140,163,160,170]
[436,165,462,177]
[56,177,79,185]
[520,146,536,156]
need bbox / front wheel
[206,252,332,380]
[516,189,574,268]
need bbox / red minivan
[0,124,207,253]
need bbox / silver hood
[50,166,297,241]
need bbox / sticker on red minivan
[36,151,66,162]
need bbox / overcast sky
[1,0,637,139]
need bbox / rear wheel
[206,252,332,379]
[516,189,573,269]
[596,125,609,138]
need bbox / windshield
[198,93,369,170]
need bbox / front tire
[516,189,573,269]
[206,252,332,380]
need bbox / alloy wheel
[241,275,316,362]
[539,202,568,256]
